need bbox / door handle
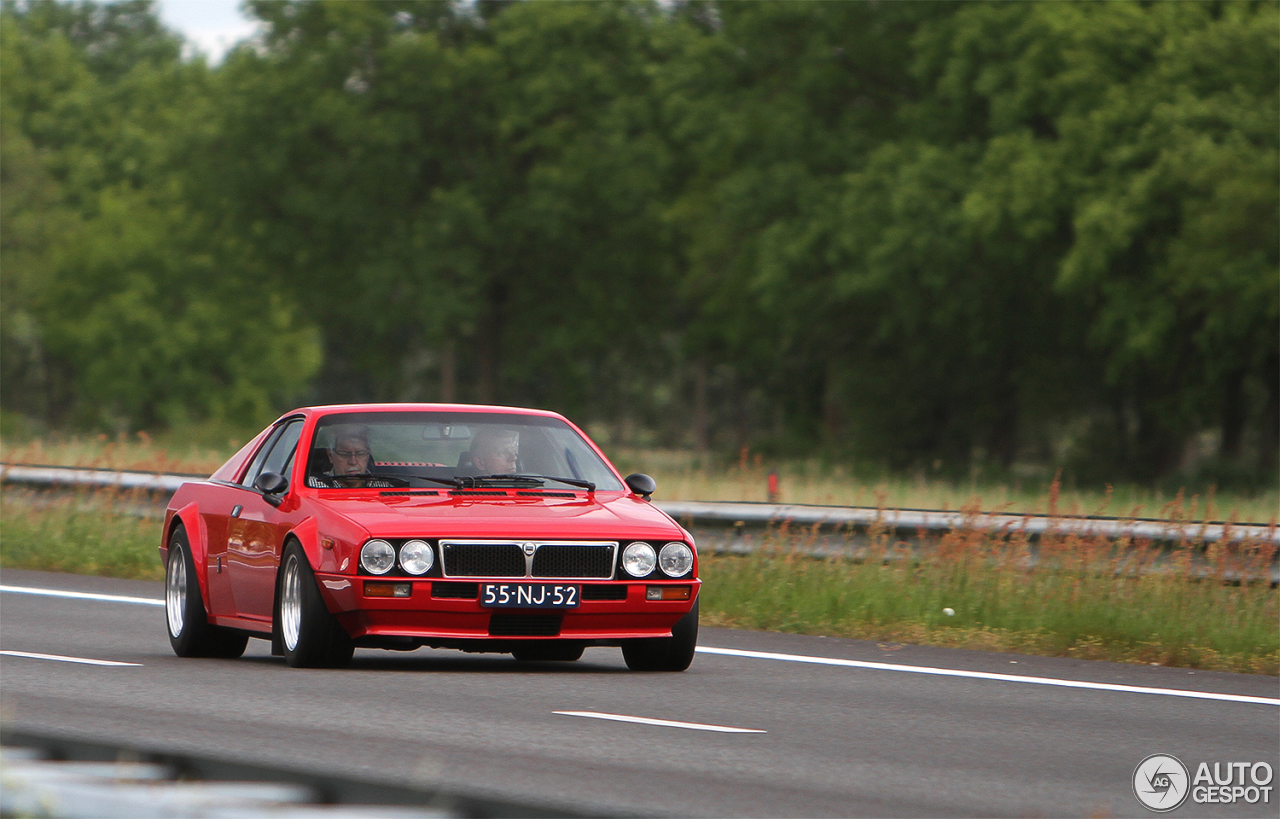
[231,505,243,518]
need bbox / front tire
[277,543,354,668]
[622,598,698,672]
[166,528,247,659]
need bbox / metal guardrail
[3,462,1276,545]
[658,500,1280,545]
[1,463,194,494]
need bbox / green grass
[698,524,1279,675]
[1,490,163,580]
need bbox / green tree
[1,0,320,430]
[206,1,681,426]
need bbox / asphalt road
[1,568,1276,818]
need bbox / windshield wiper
[348,472,463,488]
[466,474,595,492]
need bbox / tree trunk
[474,282,507,404]
[1220,367,1246,461]
[693,359,708,452]
[440,340,456,403]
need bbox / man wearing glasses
[308,425,389,487]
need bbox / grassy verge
[699,522,1279,675]
[1,490,163,580]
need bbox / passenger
[468,429,519,475]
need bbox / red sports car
[161,404,700,670]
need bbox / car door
[227,418,305,621]
[200,425,285,618]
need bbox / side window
[240,426,285,487]
[260,420,304,483]
[240,419,304,488]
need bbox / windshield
[305,411,624,491]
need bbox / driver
[469,429,519,474]
[309,425,391,487]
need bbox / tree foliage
[2,0,1275,483]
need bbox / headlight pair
[360,539,434,576]
[622,541,693,578]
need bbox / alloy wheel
[166,546,186,637]
[281,555,302,651]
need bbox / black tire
[165,528,248,659]
[511,642,585,662]
[622,598,698,672]
[276,543,354,668]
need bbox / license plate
[480,583,580,608]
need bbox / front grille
[532,545,615,579]
[488,613,562,636]
[431,581,479,599]
[581,584,629,601]
[443,543,525,577]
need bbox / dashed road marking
[1,650,141,667]
[555,711,765,733]
[0,585,165,607]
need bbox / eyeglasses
[332,449,370,460]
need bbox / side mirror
[624,473,656,500]
[254,471,289,501]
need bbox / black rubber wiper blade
[363,472,462,488]
[465,474,545,488]
[503,474,596,492]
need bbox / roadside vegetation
[5,2,1277,494]
[1,489,160,579]
[699,524,1278,676]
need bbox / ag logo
[1134,754,1190,812]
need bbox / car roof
[282,403,568,421]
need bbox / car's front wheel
[621,598,698,672]
[166,528,247,659]
[277,543,354,668]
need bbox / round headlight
[360,539,395,575]
[659,542,694,577]
[622,542,657,577]
[399,539,434,575]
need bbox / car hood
[314,491,688,542]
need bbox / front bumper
[315,573,700,641]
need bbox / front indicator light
[364,581,412,598]
[646,585,691,601]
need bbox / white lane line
[0,650,141,667]
[555,711,766,734]
[696,647,1280,707]
[0,585,164,607]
